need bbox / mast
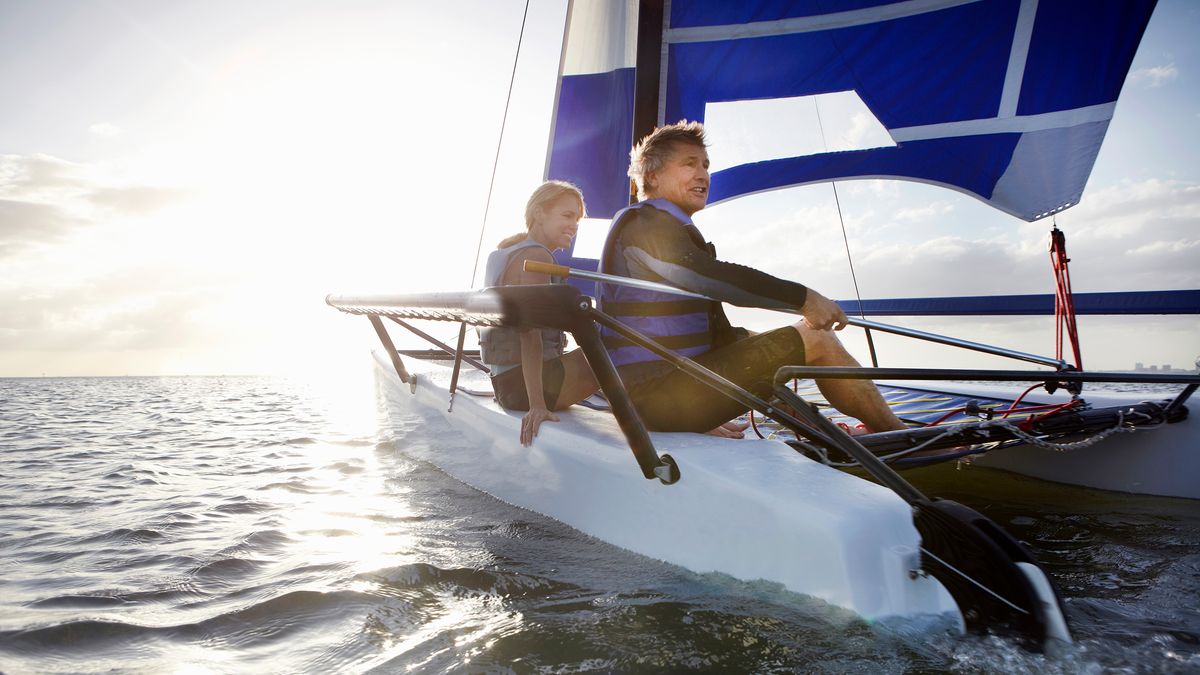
[630,0,665,202]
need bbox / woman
[478,181,599,446]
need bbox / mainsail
[545,0,1157,235]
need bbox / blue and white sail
[545,0,1157,225]
[545,0,639,231]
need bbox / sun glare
[97,11,504,375]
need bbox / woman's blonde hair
[497,180,586,249]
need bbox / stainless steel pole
[532,263,1068,370]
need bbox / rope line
[812,413,1141,467]
[919,547,1031,615]
[813,97,878,367]
[468,0,531,287]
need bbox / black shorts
[626,327,806,432]
[490,357,567,411]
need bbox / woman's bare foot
[706,419,751,439]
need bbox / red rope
[748,409,766,439]
[1050,227,1083,369]
[1019,399,1081,431]
[749,378,805,439]
[999,382,1046,418]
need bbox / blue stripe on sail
[667,32,857,122]
[1018,1,1156,116]
[822,1,1016,128]
[709,135,1021,206]
[546,68,636,220]
[835,290,1200,317]
[666,1,1015,129]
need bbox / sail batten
[891,103,1117,142]
[665,0,981,42]
[996,0,1037,118]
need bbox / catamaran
[328,0,1197,649]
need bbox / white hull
[884,380,1200,500]
[374,351,960,626]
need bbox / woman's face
[534,193,582,250]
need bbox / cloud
[704,172,1200,306]
[1126,239,1200,256]
[88,122,123,138]
[848,177,1200,297]
[0,266,233,352]
[854,235,1047,296]
[841,179,901,200]
[0,199,76,255]
[1056,178,1200,290]
[1128,63,1178,88]
[0,154,185,259]
[89,186,188,213]
[894,201,955,223]
[0,154,89,196]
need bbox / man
[598,120,905,434]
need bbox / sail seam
[998,0,1038,119]
[664,0,980,44]
[891,103,1115,141]
[469,0,531,287]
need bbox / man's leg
[626,327,804,432]
[794,323,906,432]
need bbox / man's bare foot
[706,419,750,439]
[835,421,871,437]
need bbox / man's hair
[497,180,586,249]
[628,120,707,200]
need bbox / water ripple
[1,374,1197,673]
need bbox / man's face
[646,142,710,215]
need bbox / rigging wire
[752,100,881,434]
[813,98,879,367]
[451,0,530,409]
[468,0,531,287]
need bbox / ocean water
[1,373,1198,674]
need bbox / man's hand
[520,407,559,446]
[800,289,849,331]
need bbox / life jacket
[597,202,721,368]
[478,238,567,370]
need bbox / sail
[545,0,1157,227]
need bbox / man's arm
[620,211,808,311]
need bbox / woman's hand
[521,407,560,446]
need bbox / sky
[1,0,1197,378]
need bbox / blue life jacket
[598,202,719,368]
[478,239,566,371]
